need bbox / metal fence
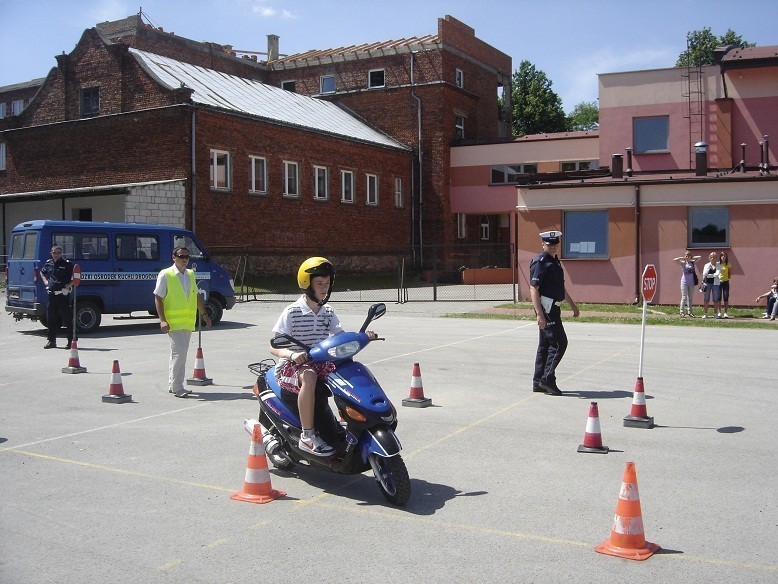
[223,243,516,304]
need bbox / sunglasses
[175,255,190,259]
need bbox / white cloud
[558,47,675,111]
[253,5,278,17]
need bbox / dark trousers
[46,293,74,344]
[533,304,568,386]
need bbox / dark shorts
[720,280,730,301]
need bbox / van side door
[114,233,163,313]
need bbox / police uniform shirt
[41,257,73,292]
[530,251,565,301]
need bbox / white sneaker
[702,314,708,319]
[723,313,730,318]
[298,432,334,457]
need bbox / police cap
[539,230,562,244]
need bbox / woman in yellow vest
[153,246,212,397]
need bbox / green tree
[566,100,599,131]
[676,27,755,67]
[511,60,567,137]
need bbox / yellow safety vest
[163,267,197,331]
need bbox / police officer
[530,231,579,395]
[39,245,74,349]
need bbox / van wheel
[205,298,223,325]
[76,302,102,333]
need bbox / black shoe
[44,341,57,349]
[538,380,562,396]
[532,384,545,393]
[66,339,73,348]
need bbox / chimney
[625,147,633,176]
[738,143,746,173]
[267,34,279,61]
[612,154,623,179]
[694,141,708,177]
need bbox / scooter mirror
[361,303,386,332]
[270,334,297,349]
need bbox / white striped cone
[402,362,432,407]
[187,347,213,386]
[624,377,654,428]
[102,360,131,403]
[578,401,608,453]
[62,340,87,374]
[231,422,285,504]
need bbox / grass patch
[455,302,774,329]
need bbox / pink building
[451,45,778,307]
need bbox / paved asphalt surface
[1,299,776,583]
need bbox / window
[314,166,328,200]
[369,69,385,88]
[80,88,99,118]
[457,214,467,239]
[455,69,464,88]
[76,235,109,260]
[0,142,6,171]
[455,115,466,140]
[281,80,296,92]
[11,99,24,116]
[284,161,299,197]
[394,178,404,208]
[562,210,608,259]
[634,116,669,154]
[689,206,728,247]
[490,164,537,183]
[320,75,335,94]
[341,170,354,203]
[480,215,490,240]
[249,156,267,194]
[0,103,6,118]
[71,208,92,221]
[561,160,599,172]
[210,150,231,190]
[115,234,159,260]
[366,174,378,205]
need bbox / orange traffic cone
[402,362,432,408]
[596,461,660,561]
[231,421,285,504]
[186,347,213,386]
[102,360,132,403]
[577,401,608,453]
[62,340,87,374]
[623,377,654,428]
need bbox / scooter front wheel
[369,454,410,506]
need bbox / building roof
[271,34,441,69]
[128,48,409,150]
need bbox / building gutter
[634,184,641,304]
[190,106,197,232]
[411,52,424,264]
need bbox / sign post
[638,264,657,377]
[71,264,81,343]
[624,264,657,429]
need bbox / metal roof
[129,48,409,151]
[271,35,440,68]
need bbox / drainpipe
[410,52,423,265]
[190,107,197,231]
[634,184,641,304]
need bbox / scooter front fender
[359,427,402,461]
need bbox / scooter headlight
[327,340,360,359]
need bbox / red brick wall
[193,109,411,251]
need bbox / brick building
[0,13,512,272]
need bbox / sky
[1,0,775,113]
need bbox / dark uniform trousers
[47,293,74,345]
[533,304,568,387]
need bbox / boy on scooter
[269,257,377,456]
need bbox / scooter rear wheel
[369,454,410,506]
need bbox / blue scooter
[247,303,410,506]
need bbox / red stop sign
[72,264,81,287]
[642,264,657,303]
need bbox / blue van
[5,220,236,333]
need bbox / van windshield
[174,235,205,259]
